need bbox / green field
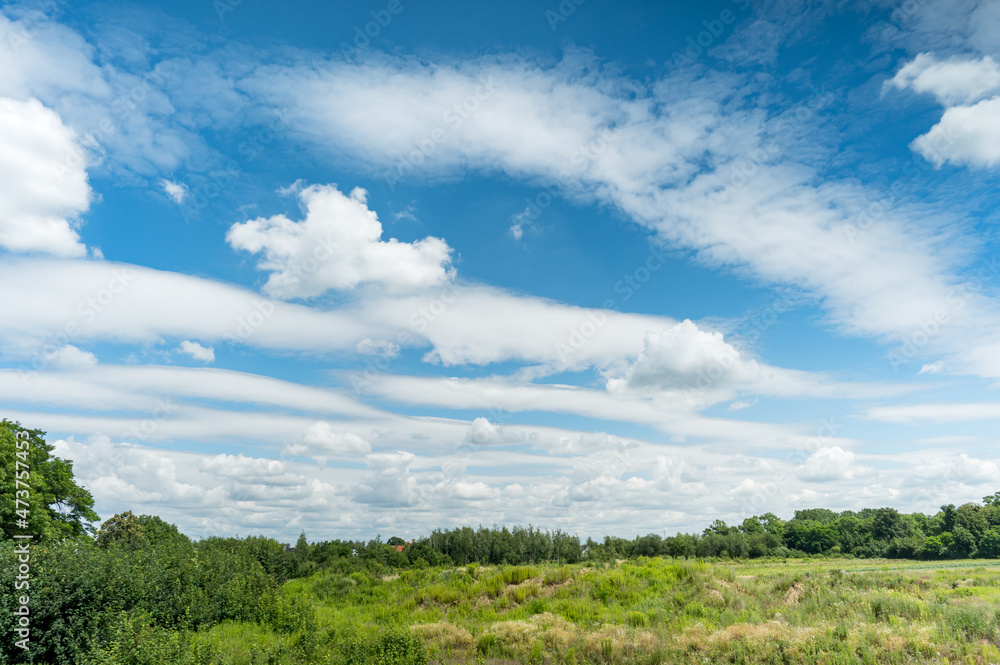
[192,557,1000,664]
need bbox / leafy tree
[941,504,958,533]
[739,516,765,534]
[704,519,733,536]
[871,507,910,542]
[758,512,785,536]
[955,503,989,542]
[0,420,99,540]
[784,520,838,554]
[633,533,664,557]
[922,535,946,559]
[951,525,976,558]
[138,514,192,549]
[96,511,149,551]
[978,528,1000,558]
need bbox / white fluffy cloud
[201,453,287,478]
[889,53,1000,105]
[911,97,1000,167]
[353,451,420,507]
[0,97,90,256]
[178,340,215,362]
[799,447,875,482]
[161,180,188,204]
[286,422,372,463]
[227,184,454,298]
[607,320,760,394]
[891,53,1000,168]
[44,344,98,370]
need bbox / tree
[955,503,989,543]
[922,535,946,559]
[739,516,765,534]
[0,420,99,540]
[950,525,976,558]
[96,511,149,551]
[704,519,733,536]
[978,528,1000,558]
[784,520,838,554]
[941,504,957,533]
[295,531,310,555]
[871,507,909,542]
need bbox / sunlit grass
[194,557,1000,663]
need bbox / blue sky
[2,0,1000,542]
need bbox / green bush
[78,612,218,665]
[343,628,428,665]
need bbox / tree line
[299,501,1000,571]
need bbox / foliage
[342,628,428,665]
[0,420,99,540]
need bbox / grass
[197,557,1000,664]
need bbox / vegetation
[5,421,1000,663]
[0,420,98,540]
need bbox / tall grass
[122,557,1000,664]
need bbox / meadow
[190,556,1000,665]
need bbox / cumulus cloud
[53,435,353,540]
[226,184,454,298]
[607,320,760,394]
[178,340,215,362]
[285,422,371,464]
[889,53,1000,105]
[890,53,1000,168]
[353,451,420,507]
[911,97,1000,167]
[799,447,875,482]
[466,417,500,445]
[161,179,188,204]
[0,97,89,256]
[463,417,534,447]
[202,453,286,478]
[44,344,98,370]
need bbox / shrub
[78,612,217,665]
[544,565,573,586]
[343,628,428,665]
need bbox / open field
[195,557,1000,664]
